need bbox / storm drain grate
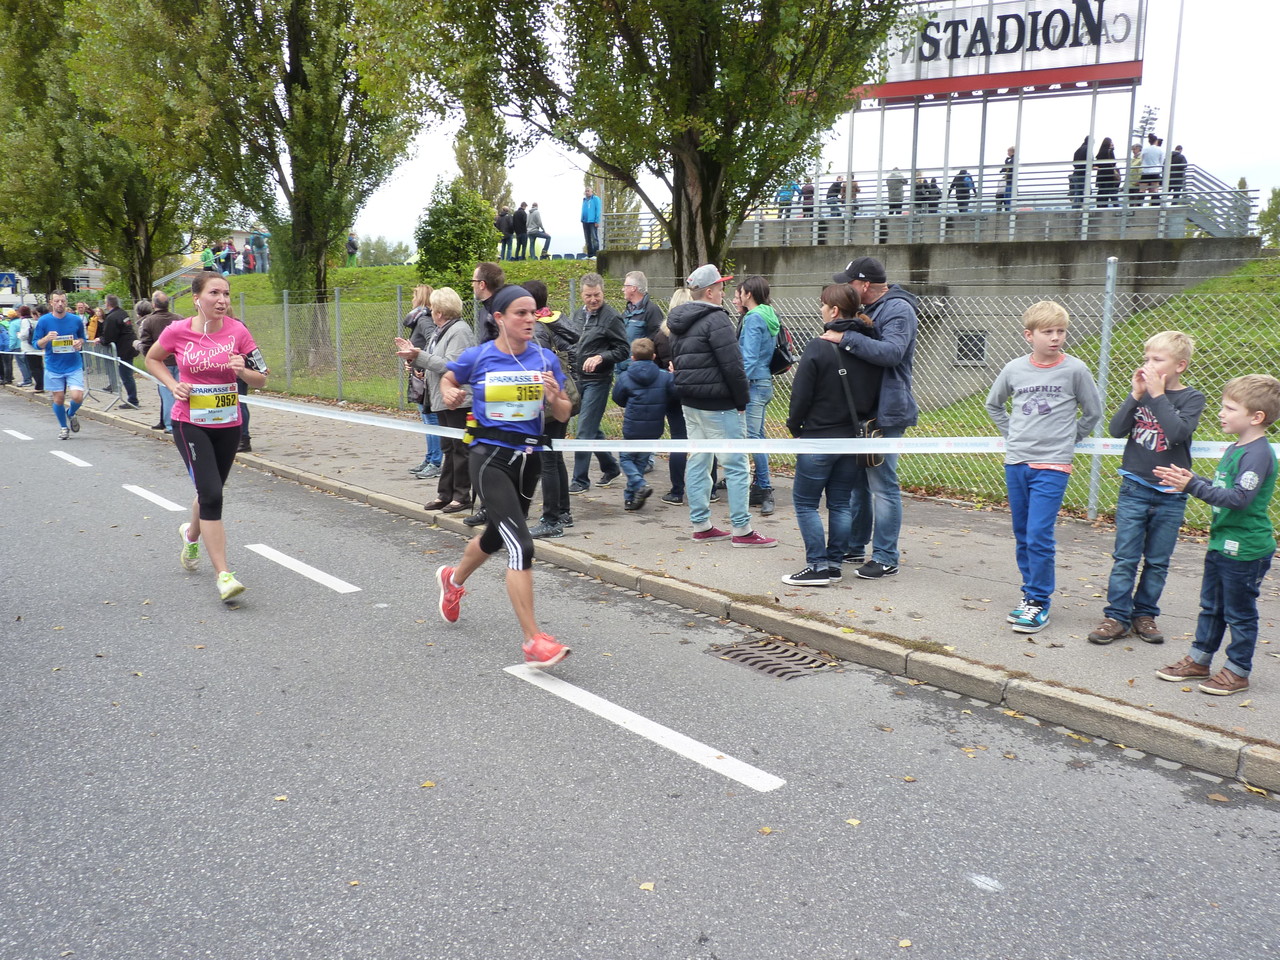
[709,639,839,680]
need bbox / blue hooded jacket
[611,359,675,440]
[833,285,919,429]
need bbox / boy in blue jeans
[611,337,675,511]
[1153,374,1280,696]
[986,301,1102,633]
[1089,331,1205,645]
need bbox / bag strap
[828,342,861,428]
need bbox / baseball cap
[686,264,733,288]
[834,256,887,284]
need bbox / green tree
[356,0,913,277]
[72,0,422,307]
[414,177,498,281]
[454,109,513,213]
[359,235,412,266]
[586,164,643,253]
[1258,187,1280,249]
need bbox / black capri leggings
[173,421,240,521]
[471,442,541,570]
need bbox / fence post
[283,289,292,392]
[334,287,343,401]
[1087,256,1119,521]
[395,284,405,411]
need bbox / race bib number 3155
[482,370,542,421]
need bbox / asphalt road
[3,400,1278,960]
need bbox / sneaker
[1010,602,1049,634]
[1156,656,1211,682]
[1007,599,1031,624]
[856,560,898,579]
[529,519,564,539]
[436,565,465,623]
[759,493,775,516]
[568,480,590,495]
[68,413,80,433]
[597,469,622,487]
[731,530,778,548]
[843,552,866,565]
[692,526,732,543]
[151,422,166,431]
[709,489,721,503]
[523,632,570,668]
[748,483,766,507]
[1199,667,1249,696]
[58,426,70,440]
[416,463,442,479]
[1087,617,1128,645]
[782,565,830,586]
[1132,616,1165,644]
[713,478,727,492]
[643,459,655,475]
[119,401,139,410]
[826,567,843,582]
[660,491,684,505]
[237,437,252,453]
[179,523,200,570]
[623,497,637,511]
[217,572,245,602]
[463,507,487,527]
[408,459,430,474]
[557,512,574,529]
[624,486,653,511]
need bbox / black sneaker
[856,560,898,579]
[529,519,564,539]
[826,566,843,582]
[598,469,622,487]
[463,507,487,527]
[660,491,683,505]
[842,551,866,565]
[782,565,831,587]
[558,512,574,528]
[749,483,766,506]
[568,480,590,495]
[237,436,252,452]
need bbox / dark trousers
[435,407,471,504]
[0,353,12,382]
[540,418,570,520]
[666,402,688,496]
[25,354,43,390]
[237,379,250,437]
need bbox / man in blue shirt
[32,291,87,440]
[581,185,602,258]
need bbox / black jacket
[787,317,883,437]
[495,212,513,238]
[99,307,137,360]
[512,208,528,234]
[571,302,627,382]
[667,300,748,411]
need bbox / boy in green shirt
[1153,374,1280,695]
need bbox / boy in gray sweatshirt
[986,301,1102,633]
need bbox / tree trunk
[669,148,731,282]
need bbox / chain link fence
[238,280,1280,529]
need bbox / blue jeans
[620,450,651,498]
[583,222,600,257]
[866,427,905,565]
[572,378,619,485]
[420,409,442,465]
[684,406,750,533]
[1103,479,1188,624]
[744,379,773,490]
[158,361,178,429]
[847,470,873,555]
[500,237,513,260]
[1005,463,1071,606]
[793,453,858,570]
[1190,550,1273,677]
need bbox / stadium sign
[866,0,1146,103]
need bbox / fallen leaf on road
[1181,687,1192,692]
[758,826,773,835]
[1064,732,1092,743]
[846,819,861,827]
[639,882,655,891]
[899,940,912,948]
[1243,785,1269,797]
[1207,793,1231,803]
[1003,753,1017,759]
[1002,709,1023,718]
[902,776,917,782]
[348,880,360,886]
[274,795,288,802]
[420,781,436,788]
[907,679,925,686]
[880,726,894,733]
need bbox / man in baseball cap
[833,256,887,284]
[686,264,734,289]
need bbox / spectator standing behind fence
[733,275,778,516]
[800,179,815,217]
[653,290,690,505]
[567,273,626,495]
[402,285,443,481]
[1095,138,1120,207]
[139,291,184,433]
[887,168,906,214]
[512,202,529,260]
[822,256,919,580]
[949,169,975,212]
[1069,136,1089,208]
[825,177,845,217]
[397,286,475,515]
[581,186,602,258]
[345,232,359,267]
[495,206,514,261]
[526,202,551,259]
[18,306,43,391]
[1170,145,1188,201]
[98,294,140,408]
[0,309,15,385]
[996,147,1015,210]
[668,264,776,549]
[776,178,799,218]
[782,284,882,587]
[1126,143,1143,204]
[612,337,675,512]
[528,279,580,540]
[985,301,1101,635]
[1140,134,1163,202]
[1152,375,1280,698]
[1088,331,1204,647]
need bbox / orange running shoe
[436,565,465,623]
[523,633,570,668]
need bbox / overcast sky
[355,0,1279,255]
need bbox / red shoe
[436,565,465,623]
[523,633,570,668]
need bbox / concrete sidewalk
[13,384,1279,788]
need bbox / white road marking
[122,484,186,512]
[244,543,362,594]
[504,664,786,792]
[50,450,91,467]
[4,429,31,440]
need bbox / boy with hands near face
[1152,375,1280,696]
[1088,332,1205,645]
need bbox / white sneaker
[179,523,200,570]
[217,572,245,602]
[58,426,70,440]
